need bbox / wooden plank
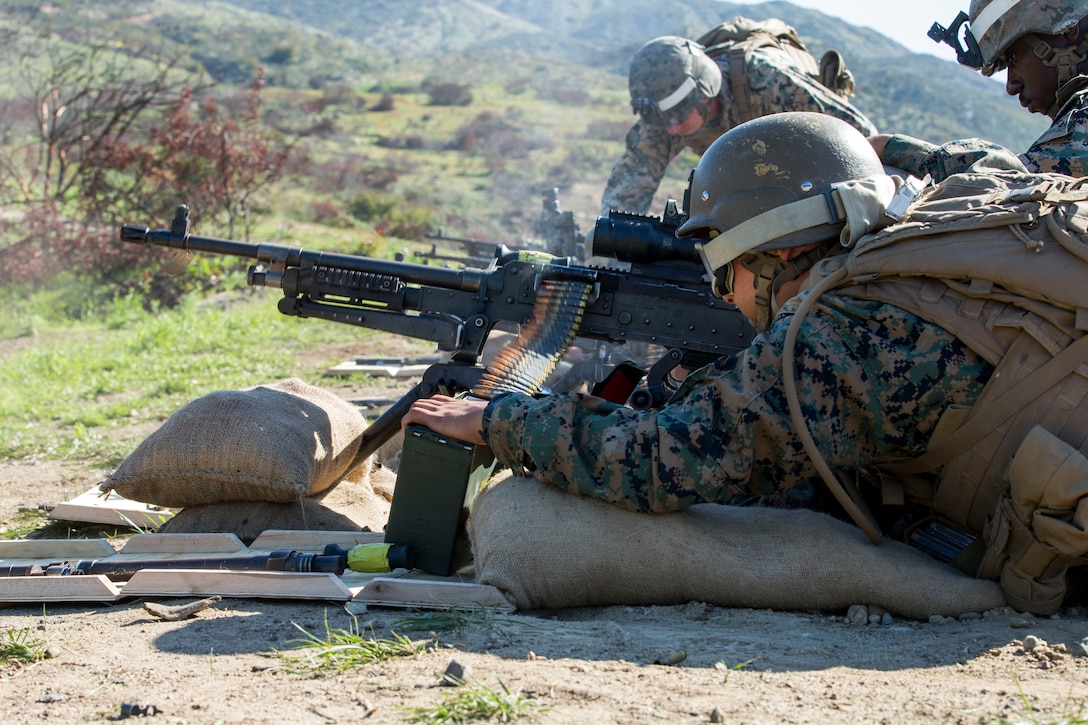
[250,530,384,551]
[49,487,174,530]
[0,538,116,560]
[0,575,122,602]
[355,577,515,612]
[122,569,353,600]
[326,361,432,377]
[119,532,247,555]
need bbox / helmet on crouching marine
[974,0,1088,79]
[629,36,722,127]
[676,112,891,330]
[930,0,1088,81]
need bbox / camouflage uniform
[885,0,1088,180]
[600,45,879,215]
[481,294,992,514]
[880,77,1088,180]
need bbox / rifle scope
[590,210,701,266]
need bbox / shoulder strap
[882,333,1088,476]
[728,46,756,124]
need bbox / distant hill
[217,0,1049,151]
[0,0,1052,242]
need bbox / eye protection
[631,77,698,127]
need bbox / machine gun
[119,203,755,476]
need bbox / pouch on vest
[982,425,1088,615]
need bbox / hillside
[0,0,1050,243]
[216,0,1048,151]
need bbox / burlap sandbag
[470,473,1007,619]
[157,461,397,544]
[99,378,366,507]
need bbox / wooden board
[0,538,116,560]
[49,487,174,530]
[354,577,515,612]
[250,529,384,551]
[123,569,354,600]
[0,575,122,602]
[119,532,246,554]
[326,360,433,377]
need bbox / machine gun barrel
[120,221,485,293]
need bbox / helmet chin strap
[1025,32,1088,113]
[742,246,829,331]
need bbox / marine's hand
[402,395,488,445]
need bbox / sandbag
[99,378,367,507]
[470,473,1006,619]
[157,462,396,544]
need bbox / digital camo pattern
[880,80,1088,180]
[628,36,721,127]
[600,45,878,215]
[1024,79,1088,176]
[971,0,1088,73]
[880,135,1027,181]
[483,295,992,514]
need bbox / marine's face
[666,99,709,135]
[723,260,759,325]
[1003,35,1062,116]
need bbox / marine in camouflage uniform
[600,30,878,216]
[406,113,1088,613]
[483,294,991,514]
[878,0,1088,180]
[408,114,988,521]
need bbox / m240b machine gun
[121,203,754,574]
[120,203,754,466]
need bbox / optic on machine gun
[591,199,703,277]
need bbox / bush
[348,191,399,222]
[426,82,473,107]
[372,93,395,112]
[347,191,435,241]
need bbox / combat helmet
[677,112,891,329]
[930,0,1088,80]
[629,36,722,127]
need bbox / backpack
[695,18,857,124]
[797,171,1088,615]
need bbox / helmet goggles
[631,77,700,127]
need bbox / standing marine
[874,0,1088,179]
[599,18,878,216]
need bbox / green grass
[0,627,46,664]
[277,615,430,675]
[977,671,1088,725]
[404,678,544,724]
[0,281,386,467]
[391,606,511,633]
[1,509,49,539]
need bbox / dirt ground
[2,341,1088,724]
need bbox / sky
[729,0,965,62]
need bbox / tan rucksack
[695,18,856,123]
[797,171,1088,614]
